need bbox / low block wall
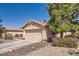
[56,32,72,38]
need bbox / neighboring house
[5,27,23,38]
[5,20,51,42]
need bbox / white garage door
[25,30,42,42]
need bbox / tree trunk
[60,31,64,38]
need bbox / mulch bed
[0,42,49,56]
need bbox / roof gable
[20,20,47,29]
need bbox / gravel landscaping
[26,45,76,56]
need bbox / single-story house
[3,19,72,42]
[4,20,51,42]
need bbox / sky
[0,3,49,28]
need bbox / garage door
[25,30,42,42]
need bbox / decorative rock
[68,49,75,55]
[9,49,13,51]
[32,47,35,50]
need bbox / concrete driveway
[0,39,37,54]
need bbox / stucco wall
[42,30,47,41]
[56,32,72,37]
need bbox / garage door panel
[25,30,42,42]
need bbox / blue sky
[0,3,49,28]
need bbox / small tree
[0,19,6,38]
[0,26,6,37]
[0,19,2,37]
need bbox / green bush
[52,38,77,48]
[75,31,79,39]
[5,33,14,40]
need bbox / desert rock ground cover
[26,45,76,56]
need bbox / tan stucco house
[5,20,50,42]
[4,19,72,42]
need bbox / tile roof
[5,26,23,31]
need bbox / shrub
[5,33,14,40]
[52,38,77,48]
[15,34,19,37]
[75,31,79,39]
